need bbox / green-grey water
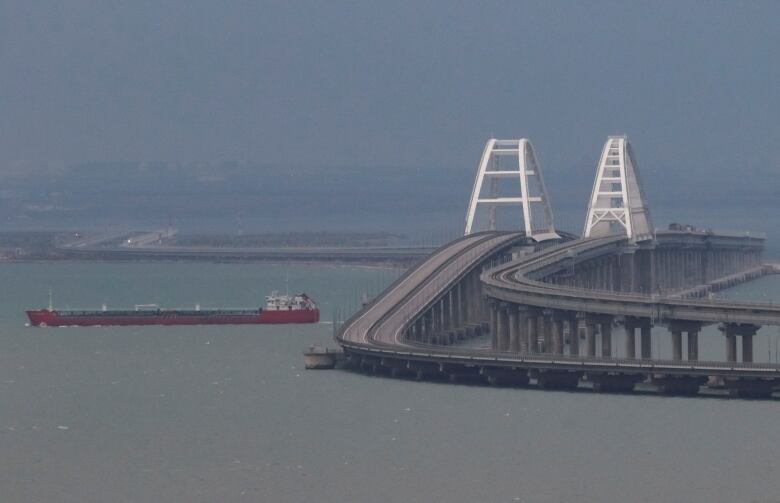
[1,262,780,503]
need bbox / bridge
[336,135,780,398]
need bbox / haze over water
[2,1,780,501]
[1,262,779,503]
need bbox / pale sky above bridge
[1,1,778,198]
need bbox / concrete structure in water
[337,135,780,398]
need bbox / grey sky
[1,0,778,186]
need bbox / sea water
[1,262,779,503]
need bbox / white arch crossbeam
[583,135,653,240]
[465,139,559,242]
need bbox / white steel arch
[583,135,653,240]
[464,139,559,241]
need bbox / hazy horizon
[1,1,778,245]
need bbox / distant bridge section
[336,134,779,398]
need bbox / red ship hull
[26,308,320,327]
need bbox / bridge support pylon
[465,139,559,241]
[583,135,653,241]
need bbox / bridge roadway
[59,242,434,264]
[483,233,780,326]
[339,231,526,347]
[337,231,780,390]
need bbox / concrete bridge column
[442,295,451,332]
[722,324,738,363]
[610,256,619,291]
[687,330,699,361]
[508,307,520,353]
[489,301,498,350]
[460,280,470,326]
[527,314,538,354]
[517,307,529,353]
[700,249,710,284]
[452,282,462,328]
[469,272,481,322]
[585,322,597,357]
[460,276,470,323]
[670,321,703,361]
[549,311,564,355]
[431,302,442,340]
[417,317,426,342]
[601,321,612,358]
[568,313,580,356]
[473,273,482,321]
[599,260,607,290]
[423,313,433,344]
[723,324,761,363]
[540,313,553,354]
[640,321,652,360]
[623,318,636,360]
[671,330,683,361]
[497,304,510,352]
[742,332,754,363]
[465,273,476,323]
[619,251,636,293]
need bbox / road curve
[338,231,525,347]
[484,236,780,326]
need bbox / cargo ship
[26,292,319,327]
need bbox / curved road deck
[337,232,780,381]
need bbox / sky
[0,1,778,211]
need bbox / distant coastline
[0,231,431,266]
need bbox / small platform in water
[303,345,344,369]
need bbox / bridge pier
[508,307,520,352]
[640,321,652,359]
[497,304,510,352]
[601,322,612,358]
[687,330,699,361]
[667,321,703,361]
[718,323,738,363]
[526,313,538,354]
[618,250,637,293]
[742,333,753,363]
[550,311,565,355]
[489,301,498,349]
[424,312,434,344]
[539,314,550,353]
[442,293,452,332]
[516,306,530,353]
[721,323,760,363]
[585,321,597,357]
[457,281,467,327]
[568,313,580,356]
[671,330,682,361]
[623,317,637,360]
[431,302,442,341]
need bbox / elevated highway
[483,232,780,326]
[339,231,527,347]
[337,231,780,397]
[336,134,778,397]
